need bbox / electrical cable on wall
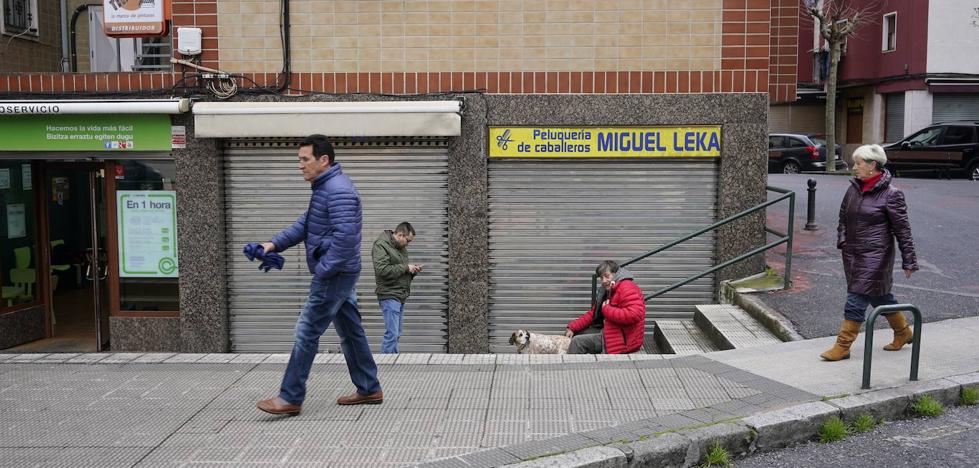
[172,0,290,98]
[170,58,237,99]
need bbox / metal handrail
[591,186,795,306]
[862,304,922,389]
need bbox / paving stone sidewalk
[6,316,976,467]
[0,351,813,467]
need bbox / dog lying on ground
[509,329,571,354]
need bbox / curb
[721,281,805,342]
[800,170,850,176]
[488,371,979,468]
[0,351,669,366]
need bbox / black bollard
[804,178,818,230]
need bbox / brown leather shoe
[257,397,301,416]
[336,390,383,405]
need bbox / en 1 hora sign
[103,0,170,38]
[117,191,179,278]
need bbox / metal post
[783,192,795,290]
[89,171,104,351]
[861,304,923,389]
[804,178,818,230]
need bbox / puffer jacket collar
[612,268,634,287]
[849,169,892,194]
[311,163,342,189]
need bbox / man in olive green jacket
[372,222,420,353]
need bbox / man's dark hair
[300,134,336,164]
[395,222,415,236]
[596,260,619,277]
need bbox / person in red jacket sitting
[564,260,647,354]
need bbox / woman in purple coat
[821,144,919,361]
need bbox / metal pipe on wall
[60,0,70,72]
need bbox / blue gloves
[243,243,286,272]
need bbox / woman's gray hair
[596,260,619,277]
[852,144,887,169]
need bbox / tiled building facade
[1,0,797,100]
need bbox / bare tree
[972,7,979,27]
[802,0,874,172]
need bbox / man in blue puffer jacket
[256,135,382,416]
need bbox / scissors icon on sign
[496,129,513,150]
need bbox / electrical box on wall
[177,27,202,55]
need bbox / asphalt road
[761,173,979,339]
[738,403,979,468]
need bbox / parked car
[768,133,848,174]
[883,121,979,180]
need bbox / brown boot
[883,313,914,351]
[820,320,862,361]
[337,390,383,405]
[256,397,301,416]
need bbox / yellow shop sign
[489,126,721,158]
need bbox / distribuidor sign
[489,126,722,158]
[0,114,172,151]
[103,0,169,37]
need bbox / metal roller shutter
[769,105,790,133]
[791,104,826,135]
[932,94,979,123]
[885,93,905,143]
[487,160,717,353]
[224,138,449,353]
[769,104,826,135]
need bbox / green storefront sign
[0,114,172,151]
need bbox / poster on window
[102,0,168,37]
[117,190,178,277]
[21,164,31,190]
[6,204,26,239]
[51,177,70,204]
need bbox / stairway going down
[652,304,784,355]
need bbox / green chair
[1,285,24,307]
[8,268,35,304]
[14,246,30,268]
[5,247,36,306]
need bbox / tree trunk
[825,41,842,173]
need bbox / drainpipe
[275,0,291,92]
[60,0,70,72]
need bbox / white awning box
[192,101,463,138]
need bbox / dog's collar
[516,340,529,352]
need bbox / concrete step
[640,334,662,354]
[653,319,721,355]
[694,304,783,350]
